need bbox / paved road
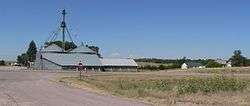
[0,71,148,106]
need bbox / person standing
[78,61,84,79]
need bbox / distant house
[11,62,21,66]
[181,63,188,69]
[226,62,232,67]
[181,62,205,69]
[215,59,232,67]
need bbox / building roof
[69,45,96,54]
[101,58,138,66]
[41,52,102,66]
[185,62,203,67]
[215,59,227,64]
[41,44,63,52]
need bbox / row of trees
[136,50,250,69]
[138,64,180,70]
[135,57,212,67]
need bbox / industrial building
[34,44,137,71]
[101,58,138,71]
[33,9,138,71]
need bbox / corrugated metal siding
[33,58,62,70]
[42,59,62,70]
[42,53,102,66]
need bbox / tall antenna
[45,9,75,51]
[61,9,67,51]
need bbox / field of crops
[59,68,250,106]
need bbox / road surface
[0,70,148,106]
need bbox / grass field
[189,67,250,74]
[58,67,250,106]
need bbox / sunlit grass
[58,70,250,105]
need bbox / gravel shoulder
[0,69,149,106]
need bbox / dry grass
[175,91,250,106]
[188,67,250,74]
[58,68,250,106]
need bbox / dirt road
[0,70,148,106]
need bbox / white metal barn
[33,44,138,71]
[101,58,138,71]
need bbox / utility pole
[61,9,66,51]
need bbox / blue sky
[0,0,250,60]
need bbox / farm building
[215,59,232,67]
[181,62,205,69]
[101,58,138,71]
[33,44,137,71]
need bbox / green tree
[89,46,101,57]
[17,40,37,66]
[179,57,187,65]
[229,50,248,67]
[0,60,5,66]
[17,53,28,66]
[26,40,37,62]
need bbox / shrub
[165,64,180,69]
[0,60,5,66]
[139,64,180,70]
[206,60,224,68]
[142,65,158,70]
[158,65,166,70]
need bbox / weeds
[191,67,250,73]
[176,76,247,94]
[115,79,171,91]
[59,72,250,105]
[64,75,248,99]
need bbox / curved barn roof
[69,45,96,53]
[41,53,102,66]
[41,44,63,52]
